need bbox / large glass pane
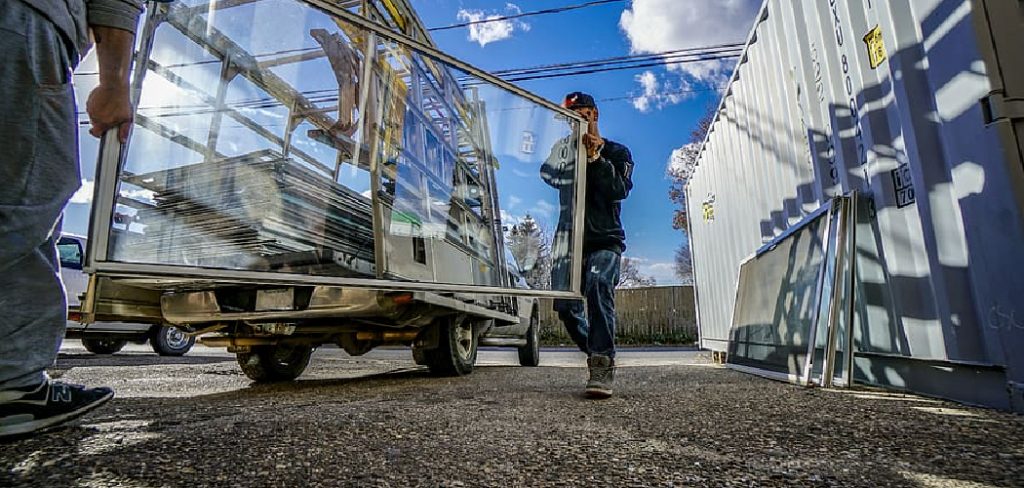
[727,208,831,377]
[100,0,582,293]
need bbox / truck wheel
[236,344,313,382]
[150,325,196,356]
[81,338,127,355]
[422,317,477,376]
[517,311,540,367]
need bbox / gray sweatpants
[0,1,82,390]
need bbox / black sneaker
[0,380,114,439]
[585,355,614,399]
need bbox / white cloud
[530,200,556,219]
[621,0,760,111]
[642,261,681,285]
[667,142,700,177]
[70,179,94,204]
[632,70,691,113]
[501,210,524,227]
[620,0,759,80]
[632,71,656,112]
[508,195,523,208]
[120,187,156,202]
[458,3,531,47]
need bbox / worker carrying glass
[542,91,635,398]
[0,0,146,438]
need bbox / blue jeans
[555,250,621,358]
[0,1,81,390]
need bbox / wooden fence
[536,285,697,346]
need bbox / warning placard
[863,26,887,69]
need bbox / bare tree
[618,257,656,289]
[667,106,715,286]
[667,107,716,231]
[505,214,551,290]
[674,241,694,285]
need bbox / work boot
[0,380,114,439]
[585,354,614,399]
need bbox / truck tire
[150,325,195,356]
[81,338,127,355]
[236,344,313,382]
[421,316,477,376]
[517,311,540,367]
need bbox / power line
[489,43,745,77]
[503,51,740,82]
[74,43,743,117]
[457,48,741,84]
[487,44,745,78]
[427,0,626,32]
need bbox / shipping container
[686,0,1024,410]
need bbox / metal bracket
[79,274,99,325]
[981,92,1024,124]
[1009,381,1024,414]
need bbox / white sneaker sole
[0,390,114,439]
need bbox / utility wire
[73,43,743,116]
[504,52,740,82]
[488,43,745,77]
[427,0,626,32]
[461,50,741,84]
[75,57,733,119]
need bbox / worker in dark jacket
[541,92,634,398]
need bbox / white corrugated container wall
[687,0,1024,410]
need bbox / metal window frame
[800,200,836,386]
[84,0,588,299]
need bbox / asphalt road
[2,342,1023,487]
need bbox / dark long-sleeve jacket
[541,137,635,254]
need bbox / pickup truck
[78,270,541,381]
[59,233,195,356]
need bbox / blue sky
[409,0,761,283]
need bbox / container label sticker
[891,163,916,208]
[863,26,887,69]
[702,193,716,222]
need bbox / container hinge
[981,92,1024,125]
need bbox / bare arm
[86,26,135,143]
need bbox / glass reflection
[105,0,581,292]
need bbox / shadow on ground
[3,361,1023,487]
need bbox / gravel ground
[2,345,1023,487]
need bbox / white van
[58,233,195,356]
